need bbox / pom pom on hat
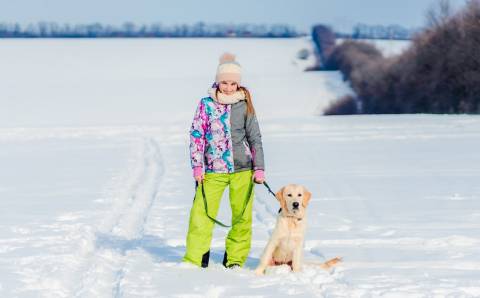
[219,52,236,64]
[216,52,242,84]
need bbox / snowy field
[1,38,480,297]
[336,38,411,58]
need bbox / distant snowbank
[337,38,411,57]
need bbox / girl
[183,53,265,268]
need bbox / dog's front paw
[292,265,302,273]
[254,267,265,276]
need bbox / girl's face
[218,80,238,95]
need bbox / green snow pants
[183,170,254,268]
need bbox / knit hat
[215,53,242,85]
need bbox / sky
[0,0,468,33]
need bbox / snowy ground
[336,38,411,58]
[1,38,480,297]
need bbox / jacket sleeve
[245,113,265,170]
[189,99,207,169]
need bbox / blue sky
[0,0,468,32]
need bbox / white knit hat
[215,53,242,84]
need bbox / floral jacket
[189,97,265,173]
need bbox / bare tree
[426,0,453,28]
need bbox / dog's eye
[287,193,292,197]
[298,194,302,197]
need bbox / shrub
[324,95,359,115]
[324,0,480,115]
[297,48,310,60]
[323,41,383,80]
[311,24,336,68]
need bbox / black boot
[223,251,240,269]
[222,251,228,267]
[201,250,210,268]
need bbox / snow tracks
[73,138,164,297]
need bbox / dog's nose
[292,202,299,209]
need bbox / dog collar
[278,208,303,221]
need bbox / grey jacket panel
[230,101,265,172]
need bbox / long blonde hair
[216,85,256,115]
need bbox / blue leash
[262,181,277,199]
[195,180,277,228]
[195,180,254,228]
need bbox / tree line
[352,24,416,40]
[0,22,301,38]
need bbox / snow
[337,38,411,57]
[1,38,480,297]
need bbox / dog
[254,184,341,275]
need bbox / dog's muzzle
[292,202,299,209]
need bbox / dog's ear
[302,187,312,207]
[276,187,287,210]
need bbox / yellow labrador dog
[255,184,341,275]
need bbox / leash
[262,181,277,199]
[195,180,277,228]
[263,181,284,215]
[195,180,254,228]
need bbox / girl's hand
[253,169,265,184]
[195,175,204,184]
[193,167,204,184]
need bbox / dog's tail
[307,257,342,270]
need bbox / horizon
[0,0,468,33]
